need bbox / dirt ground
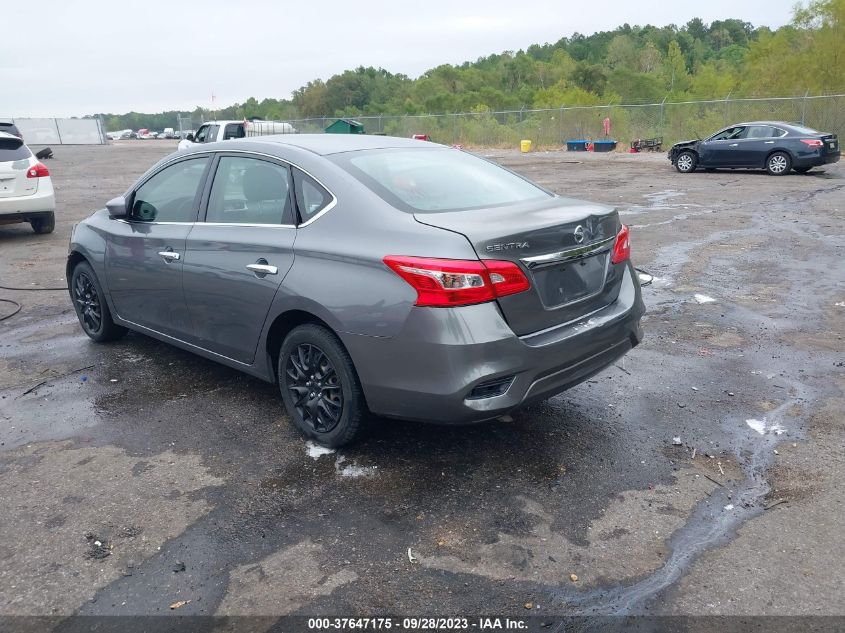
[1,140,843,629]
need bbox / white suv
[0,132,56,234]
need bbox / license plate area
[531,252,609,308]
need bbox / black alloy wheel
[74,271,102,334]
[70,262,127,342]
[286,343,344,433]
[278,323,367,447]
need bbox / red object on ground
[412,134,430,141]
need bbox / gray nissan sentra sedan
[68,135,645,446]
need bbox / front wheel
[70,262,128,342]
[278,324,367,448]
[675,150,697,173]
[766,152,792,176]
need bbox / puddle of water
[622,190,700,216]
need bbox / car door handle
[246,263,278,276]
[158,250,181,262]
[764,141,775,144]
[729,143,739,147]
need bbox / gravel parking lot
[1,140,843,624]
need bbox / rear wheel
[794,166,812,174]
[278,324,367,448]
[30,213,55,234]
[70,262,128,342]
[675,150,697,173]
[766,152,792,176]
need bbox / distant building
[325,118,365,134]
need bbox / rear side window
[293,168,332,222]
[131,157,210,222]
[746,125,786,139]
[223,123,244,140]
[206,156,293,225]
[0,137,31,161]
[332,148,550,213]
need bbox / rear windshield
[331,148,551,213]
[0,138,31,161]
[789,124,821,135]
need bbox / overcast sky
[3,0,795,118]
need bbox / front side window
[194,125,210,143]
[293,168,332,222]
[205,125,219,143]
[332,148,551,213]
[710,126,746,141]
[131,157,209,222]
[206,156,292,225]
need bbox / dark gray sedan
[67,135,645,446]
[668,121,840,175]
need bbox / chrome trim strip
[520,235,615,269]
[123,148,339,227]
[200,222,296,229]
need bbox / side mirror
[106,195,128,219]
[186,133,194,142]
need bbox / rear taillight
[26,162,49,178]
[611,225,630,265]
[800,139,823,148]
[383,256,530,307]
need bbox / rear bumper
[0,187,55,221]
[343,264,645,423]
[793,150,840,168]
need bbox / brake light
[800,139,823,148]
[383,256,530,307]
[26,162,49,178]
[611,225,630,265]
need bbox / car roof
[243,134,439,156]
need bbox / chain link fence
[282,94,845,149]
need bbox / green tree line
[93,0,844,132]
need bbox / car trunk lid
[414,197,625,336]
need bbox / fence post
[54,118,63,144]
[723,92,731,126]
[659,96,667,138]
[801,90,809,125]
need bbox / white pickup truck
[177,120,297,150]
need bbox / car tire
[794,166,812,174]
[70,261,128,342]
[766,152,792,176]
[675,150,697,173]
[278,324,367,448]
[30,213,55,234]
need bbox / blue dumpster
[566,140,588,151]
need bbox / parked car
[669,121,840,175]
[67,135,645,447]
[177,120,297,150]
[177,120,245,150]
[0,121,23,142]
[0,132,55,233]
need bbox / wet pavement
[1,142,843,623]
